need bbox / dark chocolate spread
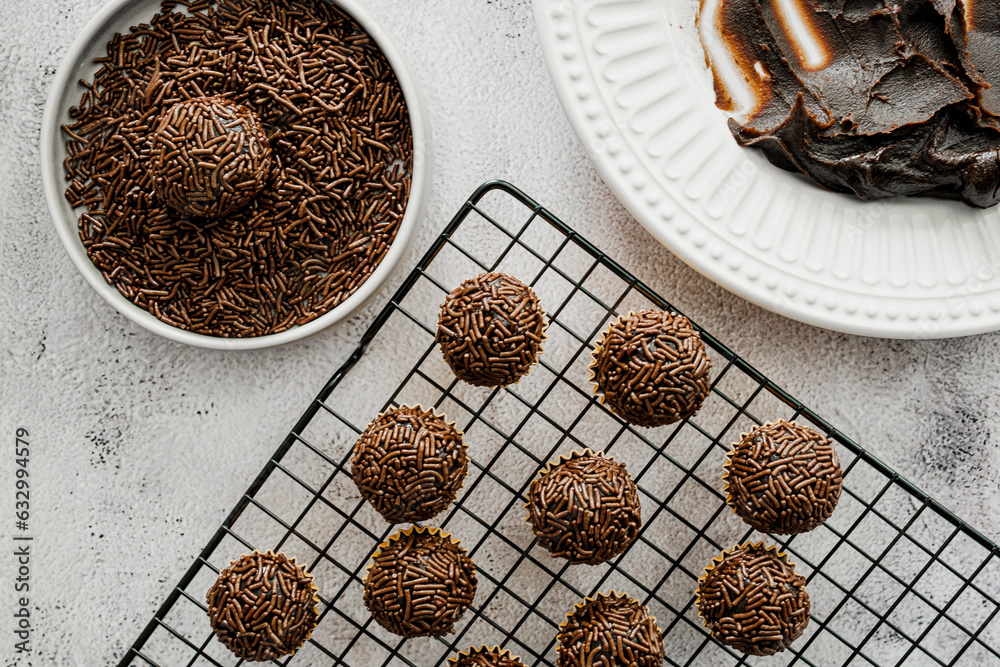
[699,0,1000,207]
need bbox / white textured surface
[535,0,1000,338]
[0,0,999,665]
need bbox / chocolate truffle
[436,272,546,387]
[697,543,810,656]
[449,646,526,667]
[149,96,272,218]
[590,310,712,428]
[206,551,319,662]
[363,527,477,638]
[351,405,468,523]
[526,450,641,565]
[557,592,664,667]
[725,421,843,535]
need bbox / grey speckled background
[1,0,999,665]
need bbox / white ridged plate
[534,0,1000,339]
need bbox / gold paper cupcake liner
[522,448,633,530]
[694,541,800,632]
[353,404,470,517]
[447,645,525,666]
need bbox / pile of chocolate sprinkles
[527,451,641,565]
[351,405,468,524]
[363,527,477,638]
[63,0,412,337]
[437,272,546,387]
[697,543,810,656]
[148,96,272,218]
[450,646,526,667]
[725,421,843,535]
[557,593,664,667]
[205,551,319,661]
[591,310,712,428]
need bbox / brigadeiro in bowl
[697,542,810,656]
[148,96,272,219]
[725,420,843,535]
[436,272,546,387]
[351,405,468,524]
[206,551,319,662]
[589,310,712,428]
[557,592,664,667]
[526,449,641,565]
[363,526,477,638]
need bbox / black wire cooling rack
[121,181,1000,667]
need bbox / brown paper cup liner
[353,405,470,518]
[447,645,525,666]
[695,541,801,633]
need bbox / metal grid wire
[121,181,1000,667]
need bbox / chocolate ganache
[698,0,1000,207]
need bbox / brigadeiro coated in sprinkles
[590,310,712,428]
[206,550,319,662]
[557,592,664,667]
[363,527,477,638]
[351,405,468,524]
[148,96,272,219]
[725,420,843,535]
[526,449,641,565]
[697,543,810,656]
[448,646,527,667]
[436,272,546,387]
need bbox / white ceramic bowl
[41,0,430,350]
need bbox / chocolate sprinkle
[436,272,546,387]
[149,96,272,218]
[697,543,810,656]
[557,592,664,667]
[449,646,526,667]
[725,421,843,535]
[205,551,319,661]
[351,405,468,524]
[591,310,712,428]
[363,527,477,638]
[526,450,641,565]
[62,0,412,337]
